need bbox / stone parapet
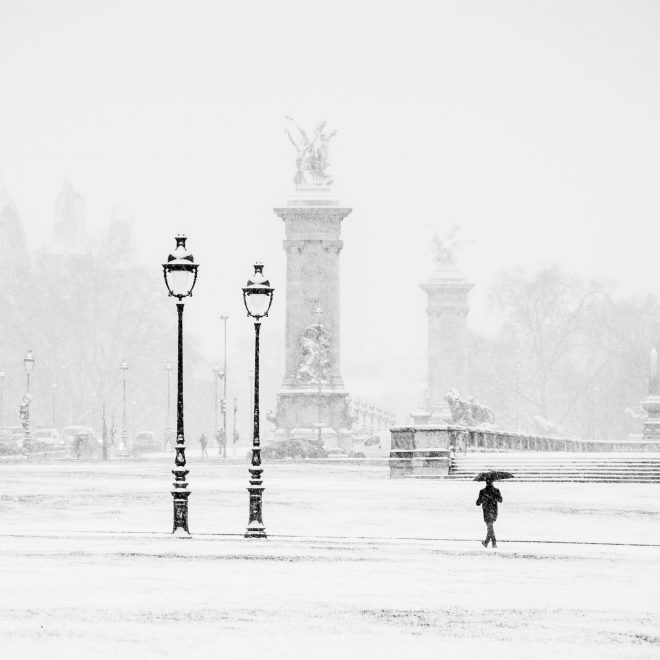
[390,425,660,479]
[389,426,453,478]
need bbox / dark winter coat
[476,485,502,523]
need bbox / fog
[1,0,659,438]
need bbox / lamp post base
[172,489,190,534]
[245,484,267,538]
[245,529,267,539]
[118,434,130,457]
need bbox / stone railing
[451,426,660,453]
[389,425,660,478]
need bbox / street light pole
[242,263,274,539]
[213,365,222,453]
[162,235,199,535]
[221,314,228,459]
[119,361,129,457]
[91,391,97,437]
[232,397,238,458]
[175,302,187,527]
[22,350,35,455]
[52,383,57,427]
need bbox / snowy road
[1,460,659,658]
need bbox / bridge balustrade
[446,426,660,453]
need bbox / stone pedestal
[419,263,474,421]
[389,426,452,478]
[642,396,660,438]
[272,187,353,447]
[642,348,660,439]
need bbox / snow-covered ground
[2,458,659,658]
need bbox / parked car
[9,425,25,443]
[349,433,387,458]
[0,427,21,455]
[134,431,160,452]
[62,426,99,457]
[32,428,62,451]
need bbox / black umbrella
[474,470,514,482]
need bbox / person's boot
[481,540,488,547]
[492,541,497,548]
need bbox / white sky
[1,0,659,418]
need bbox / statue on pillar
[432,225,461,267]
[285,117,337,187]
[445,389,495,426]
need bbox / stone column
[272,186,353,448]
[420,263,474,421]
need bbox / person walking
[199,432,208,459]
[476,477,503,548]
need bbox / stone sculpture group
[295,323,332,385]
[445,388,495,426]
[285,117,337,186]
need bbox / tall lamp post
[119,361,129,457]
[52,383,57,427]
[242,262,274,539]
[162,234,199,535]
[232,397,238,457]
[22,350,35,454]
[165,362,173,450]
[213,365,223,454]
[220,314,229,458]
[91,391,97,436]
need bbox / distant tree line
[468,265,660,439]
[0,237,213,444]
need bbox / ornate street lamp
[162,234,199,534]
[22,350,35,454]
[242,262,274,539]
[119,361,129,457]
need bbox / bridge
[390,426,660,482]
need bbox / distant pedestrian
[199,433,208,458]
[476,478,502,548]
[73,433,84,460]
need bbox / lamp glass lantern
[242,263,274,319]
[162,235,199,300]
[24,350,35,373]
